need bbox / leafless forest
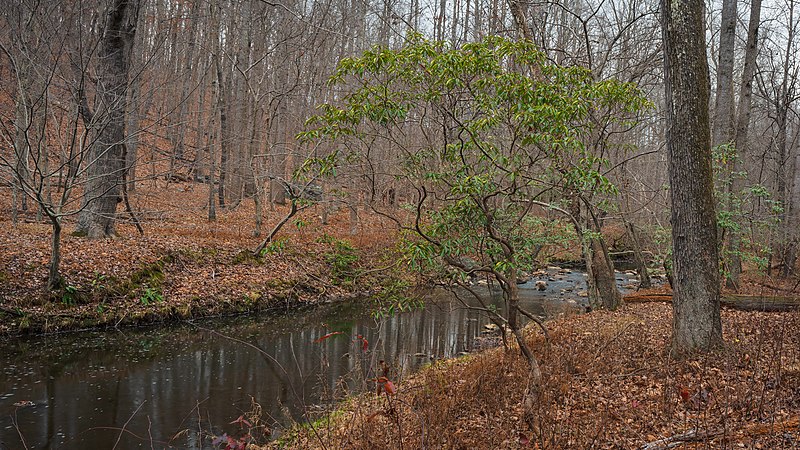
[1,0,798,268]
[1,1,799,302]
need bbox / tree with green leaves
[300,35,649,375]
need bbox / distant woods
[0,0,799,292]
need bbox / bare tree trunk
[711,0,736,147]
[126,67,140,192]
[170,1,201,175]
[787,150,800,274]
[47,219,63,290]
[569,195,621,310]
[626,221,652,288]
[77,0,140,238]
[727,0,763,287]
[507,0,533,40]
[713,0,739,287]
[12,73,30,223]
[215,54,228,209]
[776,0,797,277]
[589,229,623,309]
[207,2,221,222]
[661,0,723,352]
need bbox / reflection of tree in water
[0,291,580,448]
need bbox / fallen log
[641,428,722,450]
[624,293,800,312]
[641,417,799,449]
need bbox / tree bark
[776,0,797,277]
[727,0,763,288]
[625,221,652,289]
[661,0,723,352]
[215,54,229,209]
[711,0,736,147]
[507,0,533,41]
[47,219,63,291]
[712,0,738,288]
[589,232,623,309]
[77,0,140,238]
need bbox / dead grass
[275,303,800,449]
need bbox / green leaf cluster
[302,34,650,284]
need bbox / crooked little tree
[300,36,650,372]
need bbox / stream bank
[0,273,593,449]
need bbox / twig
[516,306,550,341]
[12,409,29,450]
[0,306,25,317]
[640,428,722,450]
[113,400,146,449]
[352,259,401,283]
[591,320,636,362]
[148,416,154,450]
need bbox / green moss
[232,249,262,265]
[274,402,351,447]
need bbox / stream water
[0,269,640,449]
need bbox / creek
[0,269,639,449]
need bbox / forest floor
[0,180,405,335]
[4,180,800,448]
[271,300,800,449]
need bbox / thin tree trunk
[712,0,737,147]
[777,0,796,277]
[215,55,228,209]
[713,0,739,287]
[170,1,200,174]
[47,218,63,291]
[727,0,763,287]
[626,221,652,289]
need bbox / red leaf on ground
[679,386,690,402]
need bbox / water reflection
[0,281,590,449]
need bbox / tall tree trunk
[170,1,201,175]
[713,0,738,288]
[126,67,140,193]
[727,0,763,287]
[776,0,797,277]
[661,0,723,352]
[712,0,737,147]
[215,55,228,209]
[625,221,652,289]
[787,150,800,274]
[12,66,31,223]
[77,0,140,238]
